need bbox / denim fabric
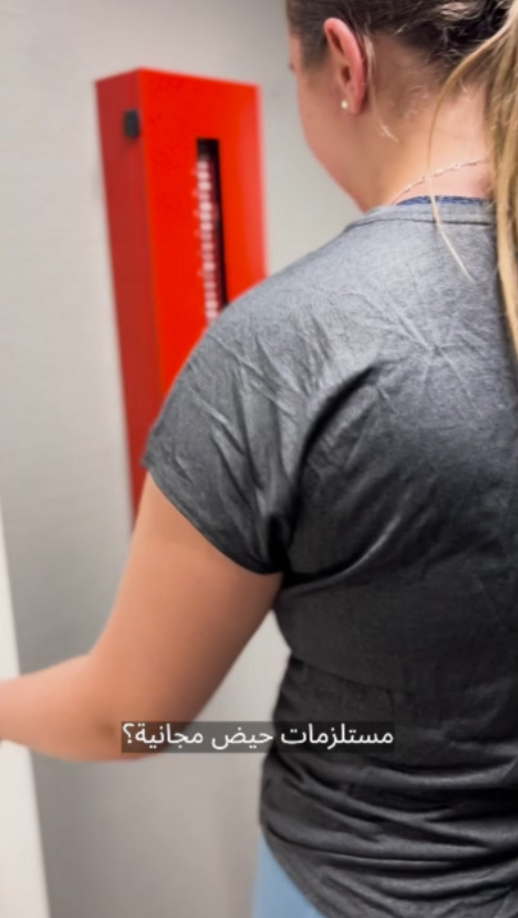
[251,833,327,918]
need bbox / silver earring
[341,99,349,110]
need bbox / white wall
[0,1,357,916]
[0,499,51,918]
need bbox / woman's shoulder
[209,228,373,355]
[207,218,411,382]
[212,203,495,357]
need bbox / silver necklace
[388,158,489,206]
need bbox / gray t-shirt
[140,197,518,918]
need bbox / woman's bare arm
[0,474,282,762]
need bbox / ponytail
[426,0,518,359]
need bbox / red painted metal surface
[95,69,267,519]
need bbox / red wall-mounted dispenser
[96,68,267,519]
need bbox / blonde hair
[427,0,518,359]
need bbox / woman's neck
[355,86,492,211]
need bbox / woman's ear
[322,17,367,114]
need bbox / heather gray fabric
[140,197,518,918]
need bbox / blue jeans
[251,832,327,918]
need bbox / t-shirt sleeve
[139,307,305,574]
